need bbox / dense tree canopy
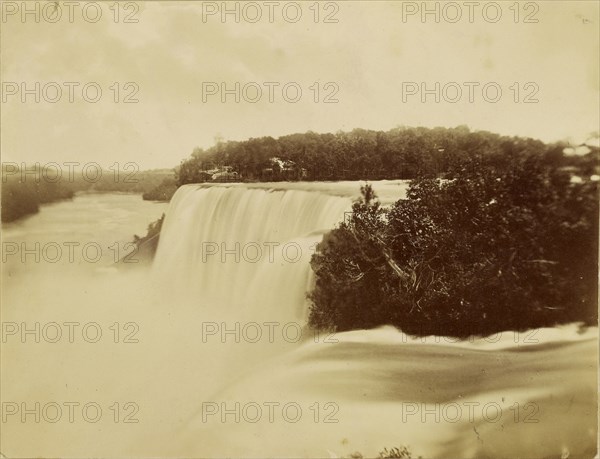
[176,126,597,185]
[309,153,598,337]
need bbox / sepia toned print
[1,1,598,458]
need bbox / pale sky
[1,1,599,169]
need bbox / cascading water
[149,183,597,459]
[153,184,353,323]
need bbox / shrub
[309,155,598,336]
[142,178,178,202]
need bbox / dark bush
[309,155,598,337]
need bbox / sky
[1,0,599,169]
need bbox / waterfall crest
[153,184,352,322]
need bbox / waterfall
[153,184,352,323]
[150,183,597,459]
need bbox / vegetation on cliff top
[142,177,178,202]
[176,126,598,184]
[309,151,598,337]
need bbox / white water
[1,184,597,458]
[154,185,353,322]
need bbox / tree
[308,155,598,337]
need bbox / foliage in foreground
[309,153,598,337]
[347,446,420,459]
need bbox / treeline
[177,126,598,184]
[1,179,75,223]
[1,166,176,223]
[309,152,599,337]
[91,168,174,194]
[142,177,178,202]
